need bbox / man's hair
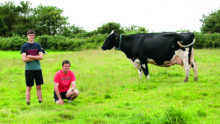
[62,60,71,66]
[27,29,35,35]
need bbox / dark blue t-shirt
[21,42,42,70]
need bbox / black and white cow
[101,31,198,82]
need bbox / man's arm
[22,53,35,62]
[66,81,76,98]
[27,52,43,60]
[71,81,76,90]
[54,83,64,104]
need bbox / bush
[36,35,54,49]
[0,37,10,50]
[0,36,26,51]
[34,34,106,51]
[2,32,218,51]
[9,36,26,50]
[194,32,220,48]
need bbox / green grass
[0,49,219,124]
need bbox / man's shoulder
[55,70,63,75]
[68,70,75,76]
[34,42,41,46]
[21,42,28,47]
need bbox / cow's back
[134,33,177,64]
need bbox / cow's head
[101,30,119,50]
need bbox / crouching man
[54,60,79,105]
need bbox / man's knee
[36,85,41,90]
[26,87,32,92]
[66,89,79,98]
[73,89,79,96]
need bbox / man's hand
[56,99,64,105]
[27,55,33,58]
[66,87,75,98]
[26,52,43,60]
[70,87,75,92]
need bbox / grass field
[0,49,219,124]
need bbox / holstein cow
[101,31,198,82]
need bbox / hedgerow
[194,32,220,48]
[0,32,219,51]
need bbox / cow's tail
[177,39,195,48]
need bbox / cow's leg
[192,61,198,81]
[190,48,198,81]
[181,49,190,82]
[130,59,143,77]
[140,59,150,80]
[138,68,143,78]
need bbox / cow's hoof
[194,77,198,81]
[184,78,188,82]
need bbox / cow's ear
[116,36,118,40]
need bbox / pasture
[0,49,219,124]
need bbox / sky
[1,0,220,32]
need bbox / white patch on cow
[130,59,141,69]
[176,48,190,82]
[107,30,114,38]
[147,58,157,65]
[138,69,143,78]
[134,59,141,69]
[147,57,179,67]
[129,59,143,77]
[142,64,146,69]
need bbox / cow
[101,31,198,82]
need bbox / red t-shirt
[54,70,76,93]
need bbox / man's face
[62,64,70,72]
[27,34,35,41]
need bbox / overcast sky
[1,0,220,32]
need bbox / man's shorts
[54,91,70,102]
[25,70,44,87]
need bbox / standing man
[21,29,44,105]
[54,60,79,105]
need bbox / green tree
[124,25,148,33]
[69,25,85,34]
[13,1,33,36]
[0,1,19,37]
[0,17,7,36]
[0,1,33,37]
[16,1,32,17]
[57,24,86,37]
[32,5,68,35]
[97,22,124,34]
[200,9,220,33]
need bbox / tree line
[0,1,74,37]
[1,1,220,36]
[0,1,148,37]
[0,1,220,51]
